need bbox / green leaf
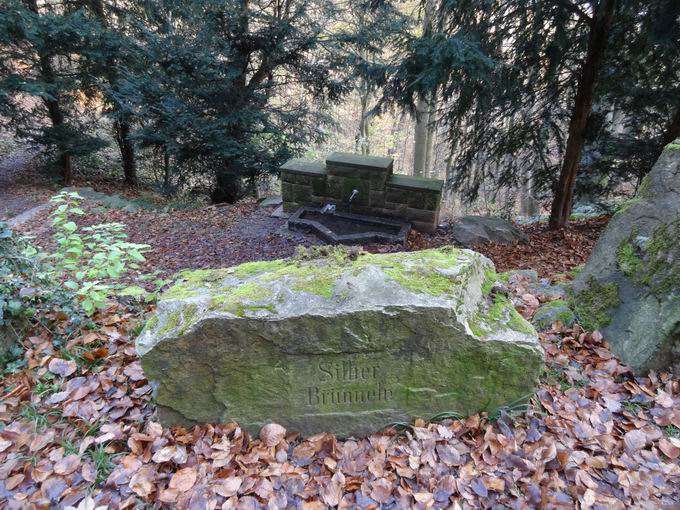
[63,222,78,233]
[64,281,79,290]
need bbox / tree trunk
[548,0,616,230]
[355,79,371,155]
[412,0,436,177]
[115,120,138,186]
[424,115,436,177]
[25,0,73,184]
[44,87,73,185]
[212,166,242,203]
[413,98,431,176]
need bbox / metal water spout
[349,189,359,203]
[320,203,336,214]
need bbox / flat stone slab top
[137,247,543,437]
[326,152,394,171]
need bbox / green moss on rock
[571,277,621,331]
[209,282,273,316]
[469,293,534,336]
[616,216,680,296]
[532,300,575,330]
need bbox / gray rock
[532,300,576,330]
[529,280,569,299]
[573,141,680,374]
[137,247,543,437]
[570,202,607,219]
[270,205,290,219]
[260,195,283,208]
[452,216,528,246]
[6,203,51,229]
[506,269,539,286]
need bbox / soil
[0,148,53,221]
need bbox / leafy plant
[47,191,149,314]
[0,221,51,345]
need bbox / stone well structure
[280,152,444,233]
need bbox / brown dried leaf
[48,358,77,377]
[169,466,198,492]
[54,454,81,475]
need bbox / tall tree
[384,0,679,227]
[0,0,106,184]
[412,0,436,177]
[117,0,350,203]
[549,0,616,229]
[83,0,140,186]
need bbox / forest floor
[1,150,679,509]
[10,193,607,284]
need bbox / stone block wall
[281,152,443,232]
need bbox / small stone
[260,195,283,208]
[532,300,576,330]
[260,423,286,447]
[521,293,540,308]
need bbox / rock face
[452,216,528,246]
[137,247,543,437]
[573,142,680,374]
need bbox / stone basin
[288,206,411,245]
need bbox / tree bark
[548,0,616,230]
[115,120,138,186]
[413,98,431,176]
[412,0,436,177]
[355,78,371,155]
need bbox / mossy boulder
[137,246,543,437]
[532,300,575,330]
[573,140,680,374]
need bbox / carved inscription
[306,359,393,406]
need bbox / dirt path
[0,148,51,222]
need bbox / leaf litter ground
[3,197,678,509]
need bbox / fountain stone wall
[280,152,443,233]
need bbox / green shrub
[47,191,150,314]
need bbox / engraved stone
[137,247,543,437]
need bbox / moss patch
[532,300,575,329]
[160,247,485,318]
[209,282,273,316]
[616,239,645,279]
[616,216,680,296]
[469,293,534,337]
[664,143,680,151]
[481,267,498,297]
[571,277,621,331]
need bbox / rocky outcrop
[137,247,543,437]
[452,216,528,246]
[573,141,680,374]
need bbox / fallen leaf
[169,466,198,492]
[54,454,81,475]
[48,358,77,377]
